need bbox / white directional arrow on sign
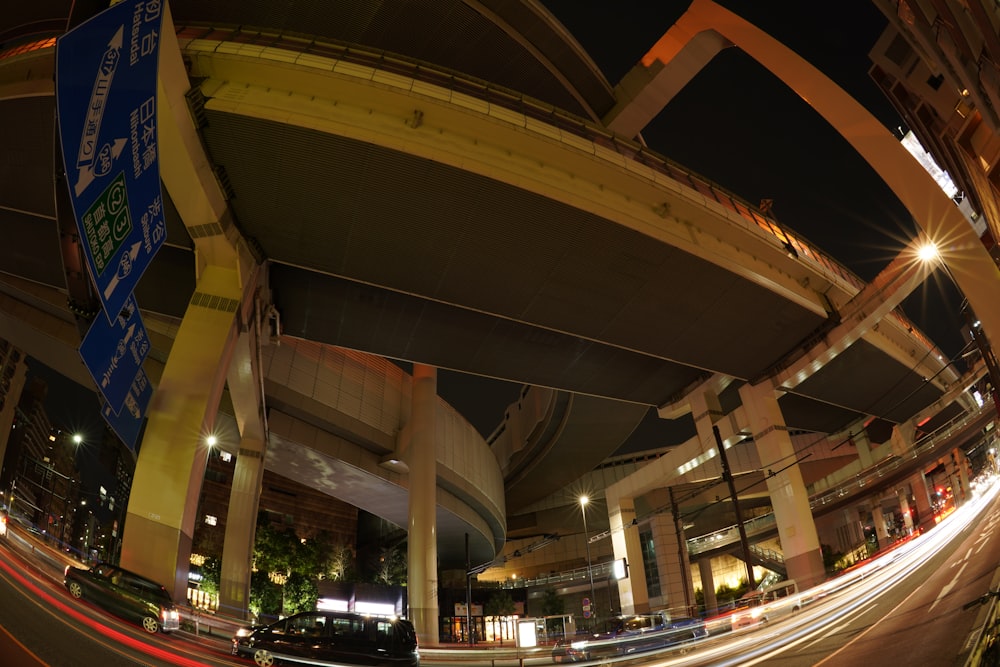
[75,136,127,196]
[100,322,135,389]
[74,25,123,196]
[102,240,141,300]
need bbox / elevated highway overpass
[1,0,997,634]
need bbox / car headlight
[570,641,588,650]
[235,627,254,638]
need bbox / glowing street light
[580,495,597,620]
[917,241,940,263]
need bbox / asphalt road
[670,483,1000,667]
[5,484,1000,667]
[0,537,240,667]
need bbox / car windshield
[622,617,655,631]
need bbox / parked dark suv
[232,610,419,666]
[63,562,180,634]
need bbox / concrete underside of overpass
[0,43,969,565]
[0,1,993,622]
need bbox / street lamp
[580,495,597,621]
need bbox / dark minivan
[233,610,419,666]
[63,562,181,633]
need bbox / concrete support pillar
[688,388,724,457]
[609,495,646,614]
[698,557,717,616]
[739,382,824,589]
[406,365,439,645]
[122,4,256,605]
[897,490,914,535]
[219,435,265,617]
[854,431,875,468]
[954,449,971,505]
[841,508,863,554]
[646,491,694,614]
[219,309,268,619]
[648,514,683,610]
[120,266,240,601]
[889,423,916,459]
[688,388,755,587]
[871,505,888,548]
[909,473,933,531]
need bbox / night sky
[539,0,967,361]
[30,2,971,447]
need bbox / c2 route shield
[55,0,166,323]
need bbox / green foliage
[253,521,301,576]
[373,545,406,585]
[484,590,517,645]
[714,579,751,606]
[250,515,356,617]
[284,572,319,614]
[327,541,356,581]
[541,587,564,617]
[484,589,516,616]
[542,588,565,634]
[249,570,282,619]
[198,556,221,598]
[821,543,844,572]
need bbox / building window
[219,451,232,463]
[639,529,661,598]
[204,515,218,526]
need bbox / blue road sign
[102,367,152,452]
[79,293,150,412]
[55,0,166,324]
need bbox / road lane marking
[930,561,968,612]
[798,601,878,651]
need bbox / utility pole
[714,424,755,589]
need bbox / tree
[327,542,356,581]
[373,544,406,585]
[198,555,221,599]
[485,590,517,644]
[253,520,300,576]
[284,572,319,614]
[249,514,342,617]
[541,587,566,637]
[249,569,282,620]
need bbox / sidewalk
[176,612,244,655]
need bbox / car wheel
[141,616,160,634]
[68,582,83,599]
[254,649,275,666]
